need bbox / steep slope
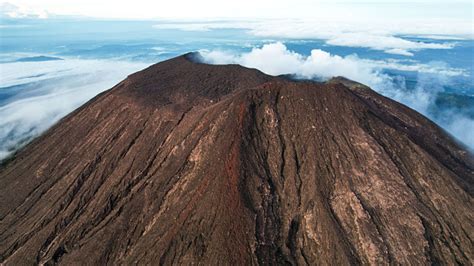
[0,53,473,265]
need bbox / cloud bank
[199,42,473,149]
[154,19,469,56]
[0,58,147,160]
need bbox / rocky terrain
[0,53,473,265]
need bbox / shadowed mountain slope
[0,53,473,265]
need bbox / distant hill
[15,55,63,62]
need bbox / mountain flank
[0,53,473,265]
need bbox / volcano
[0,53,473,265]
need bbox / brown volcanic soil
[0,53,473,265]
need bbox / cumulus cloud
[0,58,147,160]
[199,42,474,149]
[200,42,464,88]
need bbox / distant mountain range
[15,56,63,62]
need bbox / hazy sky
[3,0,473,20]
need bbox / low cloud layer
[0,58,147,160]
[199,42,473,149]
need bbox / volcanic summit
[0,53,473,265]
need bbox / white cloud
[325,33,455,55]
[385,49,414,57]
[326,33,455,50]
[199,42,474,149]
[0,2,48,18]
[153,19,467,56]
[153,18,473,39]
[365,59,467,77]
[412,35,468,40]
[0,58,147,160]
[444,116,474,149]
[200,42,465,87]
[201,42,395,98]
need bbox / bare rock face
[0,53,473,265]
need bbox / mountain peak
[115,53,275,107]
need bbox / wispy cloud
[325,33,455,55]
[153,19,468,56]
[0,58,147,160]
